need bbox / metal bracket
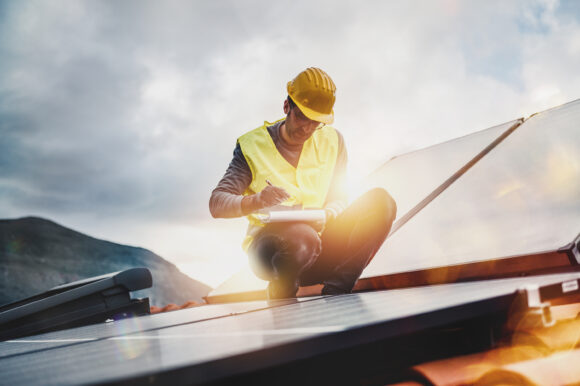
[508,285,554,330]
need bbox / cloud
[1,0,580,286]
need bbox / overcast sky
[1,0,580,287]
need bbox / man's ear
[283,99,290,115]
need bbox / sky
[1,0,580,288]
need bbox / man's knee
[366,187,397,223]
[249,223,321,280]
[283,223,322,266]
[248,234,282,280]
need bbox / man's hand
[241,184,290,215]
[256,184,291,208]
[324,207,338,222]
[324,200,347,223]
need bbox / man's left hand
[325,207,338,222]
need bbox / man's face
[283,100,324,146]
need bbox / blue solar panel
[2,272,580,385]
[0,298,306,359]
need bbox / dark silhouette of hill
[0,216,212,307]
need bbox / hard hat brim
[287,86,334,125]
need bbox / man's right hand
[241,183,291,215]
[256,184,291,208]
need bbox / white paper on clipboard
[257,209,326,224]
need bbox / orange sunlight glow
[494,180,525,200]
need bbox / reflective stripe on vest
[238,119,339,251]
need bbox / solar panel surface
[360,119,520,222]
[2,272,580,385]
[363,99,580,278]
[0,298,305,358]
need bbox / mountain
[0,217,212,307]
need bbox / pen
[266,179,273,186]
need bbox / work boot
[267,279,299,300]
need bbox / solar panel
[2,272,580,385]
[360,119,521,224]
[363,99,580,278]
[0,298,309,359]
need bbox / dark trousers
[248,188,397,297]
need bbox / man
[210,67,396,299]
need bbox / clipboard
[257,209,326,224]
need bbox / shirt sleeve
[209,143,252,218]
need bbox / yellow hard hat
[287,67,336,124]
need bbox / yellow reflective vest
[238,119,339,251]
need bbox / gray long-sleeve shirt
[210,120,348,218]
